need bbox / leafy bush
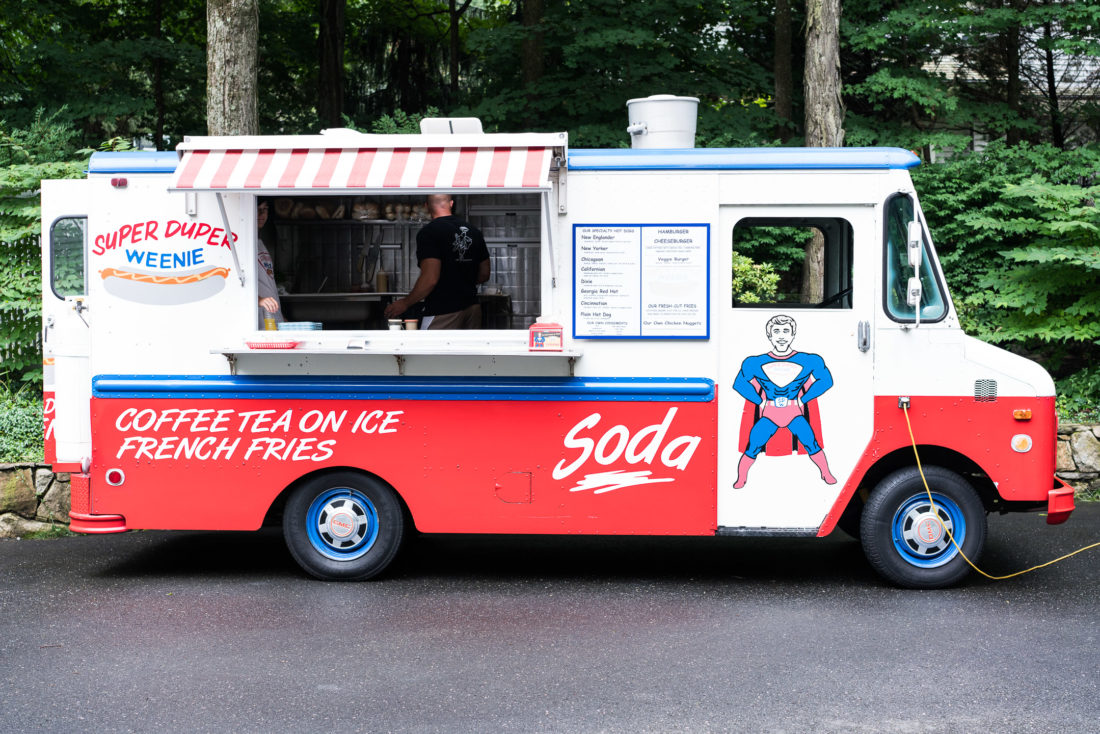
[0,381,43,463]
[731,252,779,304]
[914,141,1100,375]
[1056,367,1100,425]
[0,110,88,384]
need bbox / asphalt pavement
[1,505,1099,733]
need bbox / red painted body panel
[43,390,56,465]
[818,395,1061,536]
[89,397,718,535]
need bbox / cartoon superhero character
[732,314,836,488]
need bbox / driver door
[716,205,876,531]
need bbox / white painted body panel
[41,143,1060,534]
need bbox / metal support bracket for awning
[214,193,246,287]
[542,189,557,289]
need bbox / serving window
[265,193,543,331]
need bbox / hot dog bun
[100,266,230,305]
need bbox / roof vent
[419,118,484,134]
[626,94,699,149]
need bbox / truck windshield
[884,195,946,322]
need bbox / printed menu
[574,224,708,338]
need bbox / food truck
[41,97,1075,588]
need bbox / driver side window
[731,217,853,308]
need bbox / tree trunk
[448,0,473,99]
[153,0,165,149]
[803,0,844,148]
[206,0,259,136]
[1005,3,1022,146]
[774,0,793,142]
[802,0,843,303]
[1043,18,1065,149]
[520,0,545,127]
[318,0,346,129]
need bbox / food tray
[245,340,302,350]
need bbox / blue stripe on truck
[92,375,716,402]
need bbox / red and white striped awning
[171,142,558,193]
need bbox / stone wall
[1,429,1098,538]
[0,464,70,538]
[1057,425,1100,497]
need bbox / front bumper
[1046,477,1075,525]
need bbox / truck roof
[567,147,920,171]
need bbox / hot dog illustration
[100,266,230,305]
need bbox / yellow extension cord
[901,403,1100,580]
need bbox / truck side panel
[88,377,718,535]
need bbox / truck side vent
[975,379,998,402]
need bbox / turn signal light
[1012,409,1032,420]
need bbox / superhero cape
[737,375,825,456]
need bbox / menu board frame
[572,223,711,340]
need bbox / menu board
[573,224,709,339]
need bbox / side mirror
[907,221,923,270]
[906,276,923,308]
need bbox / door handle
[857,320,870,352]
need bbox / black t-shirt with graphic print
[415,215,489,316]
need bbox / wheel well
[261,466,413,529]
[844,445,1000,516]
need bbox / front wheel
[860,466,986,589]
[283,471,405,581]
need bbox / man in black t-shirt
[384,194,490,329]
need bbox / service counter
[213,329,579,377]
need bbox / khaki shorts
[423,303,482,330]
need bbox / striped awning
[171,145,556,192]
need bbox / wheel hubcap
[306,488,380,561]
[891,493,966,568]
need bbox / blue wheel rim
[890,492,966,569]
[305,487,380,562]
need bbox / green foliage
[369,108,441,135]
[731,252,779,304]
[1056,367,1100,425]
[0,0,207,146]
[0,109,87,242]
[0,233,44,382]
[732,225,812,302]
[0,380,43,463]
[914,141,1100,372]
[0,110,87,383]
[464,0,776,146]
[972,176,1100,345]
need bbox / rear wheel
[860,466,986,589]
[283,471,405,581]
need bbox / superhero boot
[809,449,837,484]
[733,454,755,489]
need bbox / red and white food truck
[41,102,1075,588]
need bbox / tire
[283,471,405,581]
[860,466,986,589]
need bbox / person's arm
[477,257,490,284]
[384,258,441,317]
